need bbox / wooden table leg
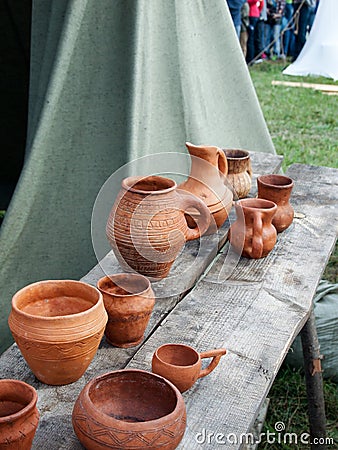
[300,308,327,450]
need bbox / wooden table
[1,154,337,449]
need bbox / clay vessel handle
[217,149,228,176]
[252,212,264,259]
[178,191,211,241]
[198,348,227,379]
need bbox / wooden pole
[300,308,327,450]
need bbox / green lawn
[250,61,338,449]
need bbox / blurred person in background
[227,0,247,37]
[266,0,286,59]
[293,0,316,59]
[240,1,250,57]
[247,0,264,63]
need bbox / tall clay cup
[106,175,210,279]
[0,379,39,449]
[257,174,294,232]
[97,273,155,348]
[152,343,227,393]
[8,280,108,385]
[229,198,278,259]
[223,149,252,199]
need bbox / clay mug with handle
[152,343,226,393]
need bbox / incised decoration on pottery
[223,149,252,199]
[178,142,233,234]
[257,174,294,233]
[97,273,155,348]
[106,175,210,279]
[8,280,108,385]
[72,369,186,450]
[229,198,278,259]
[0,379,39,449]
[152,343,227,393]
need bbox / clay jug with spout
[229,198,277,259]
[179,142,233,234]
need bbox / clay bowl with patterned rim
[72,369,187,450]
[8,280,108,385]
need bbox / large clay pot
[152,343,226,393]
[106,175,210,279]
[223,149,252,199]
[257,174,294,233]
[0,379,39,449]
[97,273,155,348]
[8,280,108,385]
[229,198,278,259]
[72,369,186,450]
[179,142,233,234]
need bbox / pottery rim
[223,149,250,160]
[78,369,184,427]
[236,198,277,211]
[258,174,294,189]
[97,273,152,298]
[121,176,177,195]
[11,279,102,321]
[155,343,200,368]
[0,379,37,422]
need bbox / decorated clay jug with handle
[229,198,277,259]
[106,175,210,280]
[179,142,233,234]
[152,343,227,393]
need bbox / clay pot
[223,149,252,199]
[72,369,186,450]
[0,379,39,449]
[8,280,108,385]
[106,175,210,279]
[229,198,278,259]
[257,174,294,232]
[178,142,233,234]
[152,344,226,393]
[97,273,155,348]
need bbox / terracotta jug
[229,198,278,259]
[8,280,108,385]
[72,369,186,450]
[106,175,210,279]
[223,149,252,199]
[179,142,233,234]
[97,273,155,348]
[257,174,294,233]
[0,379,39,449]
[152,343,226,393]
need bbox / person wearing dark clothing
[293,0,316,59]
[227,0,247,37]
[246,0,264,63]
[266,0,286,58]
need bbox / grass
[249,61,338,449]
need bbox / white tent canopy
[283,0,338,81]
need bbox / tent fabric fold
[0,0,275,353]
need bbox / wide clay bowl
[0,379,39,449]
[8,280,108,385]
[72,369,186,450]
[97,273,155,348]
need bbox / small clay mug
[257,174,294,232]
[97,273,155,348]
[0,379,39,449]
[152,343,226,393]
[223,149,252,199]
